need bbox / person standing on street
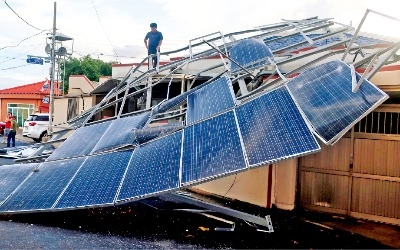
[144,22,163,69]
[3,112,11,143]
[7,116,18,148]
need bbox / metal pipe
[342,9,370,61]
[48,1,56,138]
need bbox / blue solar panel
[181,111,246,185]
[264,34,389,52]
[0,163,38,206]
[91,112,150,153]
[55,150,133,209]
[229,38,273,72]
[235,86,320,167]
[116,131,182,202]
[285,60,389,144]
[0,158,85,212]
[186,74,235,125]
[133,123,184,144]
[46,120,113,161]
[151,78,214,116]
[264,34,322,51]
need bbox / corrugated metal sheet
[299,138,351,172]
[300,171,349,210]
[354,139,400,177]
[352,177,400,219]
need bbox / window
[32,115,49,121]
[7,103,35,127]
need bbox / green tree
[60,55,115,93]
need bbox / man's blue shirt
[145,31,163,53]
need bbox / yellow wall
[371,70,400,86]
[193,164,272,207]
[273,159,298,210]
[69,75,95,94]
[193,158,299,210]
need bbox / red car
[0,122,5,136]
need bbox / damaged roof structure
[0,10,399,230]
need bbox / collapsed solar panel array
[2,12,397,214]
[0,57,388,214]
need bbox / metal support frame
[342,9,400,61]
[238,78,249,96]
[163,191,274,232]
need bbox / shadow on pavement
[0,200,395,249]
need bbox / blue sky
[0,0,399,89]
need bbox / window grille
[354,110,400,135]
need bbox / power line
[4,0,49,31]
[0,44,43,64]
[90,0,119,59]
[0,31,45,51]
[0,64,29,71]
[72,49,137,59]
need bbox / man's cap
[150,22,157,28]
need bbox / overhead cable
[4,0,49,31]
[90,0,119,59]
[0,31,46,51]
[0,64,29,71]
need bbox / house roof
[0,80,62,95]
[91,78,119,95]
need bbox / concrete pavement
[298,209,400,249]
[15,129,34,143]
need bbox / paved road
[0,220,203,249]
[0,201,392,249]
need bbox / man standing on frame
[144,22,163,69]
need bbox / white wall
[53,98,68,125]
[69,75,95,94]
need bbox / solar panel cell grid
[186,74,235,125]
[0,158,85,212]
[235,86,320,166]
[285,60,389,144]
[116,131,183,202]
[46,120,113,161]
[181,111,247,185]
[229,38,273,72]
[91,112,150,153]
[0,163,38,206]
[55,150,133,209]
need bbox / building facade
[0,79,61,126]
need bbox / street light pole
[48,1,56,139]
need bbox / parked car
[22,115,34,136]
[25,113,50,142]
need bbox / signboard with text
[26,58,44,65]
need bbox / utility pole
[48,1,56,139]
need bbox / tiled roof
[0,80,62,95]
